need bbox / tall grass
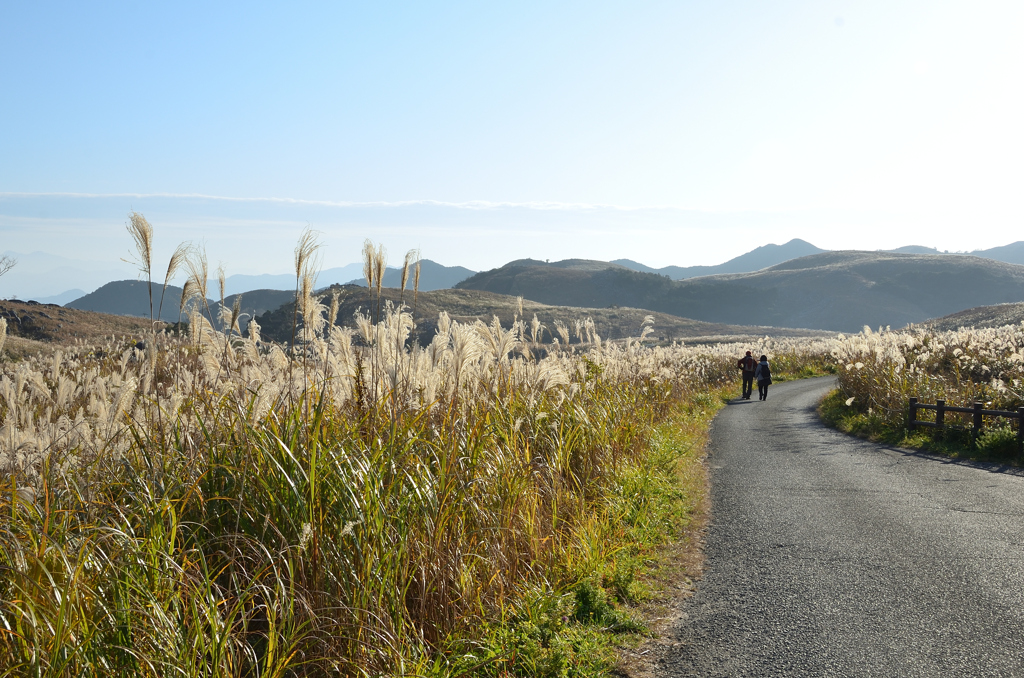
[0,228,835,675]
[826,324,1024,459]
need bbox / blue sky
[2,1,1023,286]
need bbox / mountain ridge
[456,250,1024,332]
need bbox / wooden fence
[909,397,1024,453]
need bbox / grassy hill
[0,299,160,358]
[921,302,1024,332]
[252,285,829,346]
[457,251,1024,332]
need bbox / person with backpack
[737,350,757,399]
[754,354,772,401]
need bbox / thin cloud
[0,191,719,213]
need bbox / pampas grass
[124,210,155,321]
[0,227,838,676]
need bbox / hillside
[973,242,1024,267]
[458,251,1024,332]
[921,302,1024,332]
[68,281,194,322]
[252,285,828,346]
[0,299,159,351]
[66,280,294,329]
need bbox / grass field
[0,229,838,676]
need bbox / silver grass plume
[157,241,190,323]
[529,314,544,344]
[400,249,415,297]
[124,211,154,322]
[218,295,242,336]
[327,290,341,335]
[362,239,376,290]
[182,247,209,308]
[124,211,153,279]
[554,319,570,347]
[217,264,227,308]
[373,244,387,297]
[373,243,387,323]
[639,315,655,343]
[178,279,194,317]
[247,316,262,345]
[291,228,322,355]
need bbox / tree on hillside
[0,254,15,278]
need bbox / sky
[2,1,1023,292]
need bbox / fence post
[936,399,945,436]
[973,402,983,440]
[1018,407,1024,456]
[909,397,918,431]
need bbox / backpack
[738,356,755,371]
[758,363,772,384]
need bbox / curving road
[663,377,1024,677]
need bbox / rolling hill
[252,285,828,346]
[921,302,1024,332]
[457,251,1024,332]
[0,299,160,357]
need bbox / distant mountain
[972,242,1024,267]
[458,251,1024,332]
[35,289,85,305]
[222,263,366,296]
[343,259,476,290]
[887,245,942,254]
[67,280,299,334]
[0,251,134,300]
[612,238,825,279]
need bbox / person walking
[737,350,757,400]
[754,354,772,400]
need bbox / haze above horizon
[3,2,1022,275]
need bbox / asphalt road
[663,377,1024,677]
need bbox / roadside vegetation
[824,324,1024,464]
[0,221,836,676]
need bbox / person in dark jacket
[737,350,757,400]
[754,354,772,400]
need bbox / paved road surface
[663,377,1024,677]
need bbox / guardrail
[909,397,1024,453]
